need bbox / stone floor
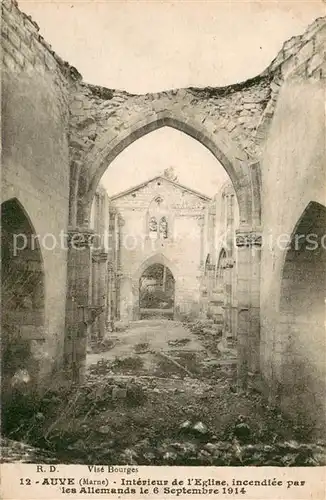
[86,319,233,378]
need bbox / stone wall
[1,0,76,387]
[201,182,240,341]
[88,186,111,341]
[259,21,326,435]
[111,177,209,320]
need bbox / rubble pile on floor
[2,363,325,466]
[1,436,57,463]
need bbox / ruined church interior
[1,0,326,466]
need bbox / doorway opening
[279,201,326,427]
[1,198,45,397]
[139,263,175,319]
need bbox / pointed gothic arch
[73,110,260,228]
[216,248,227,285]
[277,201,326,429]
[69,109,262,386]
[134,252,179,282]
[1,198,46,397]
[279,201,326,316]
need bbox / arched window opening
[204,254,211,277]
[147,196,170,240]
[159,216,168,239]
[216,249,227,286]
[149,216,158,238]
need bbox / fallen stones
[0,437,57,464]
[120,448,138,464]
[167,338,190,347]
[179,420,209,437]
[203,442,216,453]
[35,412,45,422]
[134,342,150,354]
[233,419,251,443]
[98,425,111,434]
[179,420,191,429]
[111,386,127,401]
[193,421,208,435]
[163,451,178,462]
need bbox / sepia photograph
[1,0,326,486]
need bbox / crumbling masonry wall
[259,20,326,435]
[202,182,240,343]
[68,71,270,228]
[1,0,77,386]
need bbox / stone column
[132,278,140,320]
[86,254,93,346]
[223,257,235,345]
[203,207,209,261]
[235,227,262,388]
[64,227,94,383]
[106,261,114,330]
[120,275,133,321]
[224,192,236,344]
[197,215,205,268]
[195,215,206,317]
[114,213,123,320]
[91,253,99,340]
[91,250,108,340]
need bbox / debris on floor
[2,320,325,466]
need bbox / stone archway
[76,111,260,227]
[216,248,227,286]
[1,198,45,399]
[139,263,175,320]
[131,253,178,321]
[277,201,326,430]
[67,106,262,386]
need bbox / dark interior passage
[280,201,326,319]
[279,201,326,430]
[1,199,45,397]
[139,263,175,319]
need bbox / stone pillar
[64,227,94,383]
[120,275,133,321]
[235,227,262,388]
[91,250,108,340]
[92,255,99,307]
[224,192,236,343]
[114,213,121,319]
[197,215,205,268]
[223,257,235,345]
[106,261,114,330]
[86,254,93,346]
[196,215,206,317]
[132,278,140,320]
